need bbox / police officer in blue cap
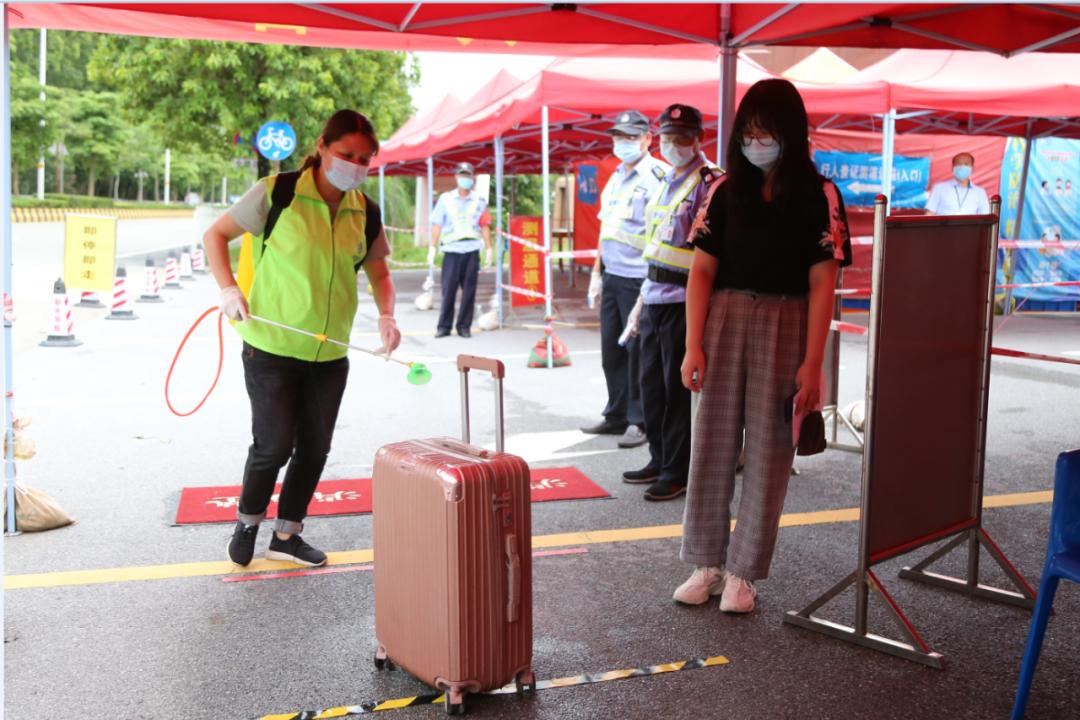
[582,110,671,450]
[623,103,722,500]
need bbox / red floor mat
[175,466,610,525]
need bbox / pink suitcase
[373,354,534,715]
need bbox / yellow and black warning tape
[256,654,728,719]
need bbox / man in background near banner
[925,152,991,216]
[582,110,670,449]
[623,104,723,501]
[428,162,493,338]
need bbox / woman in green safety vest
[203,109,401,569]
[676,80,852,614]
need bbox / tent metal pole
[377,165,385,215]
[494,135,505,328]
[36,28,45,200]
[426,155,434,245]
[716,4,736,165]
[1004,122,1035,316]
[2,1,19,535]
[881,109,897,209]
[542,105,553,368]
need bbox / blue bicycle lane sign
[255,121,297,161]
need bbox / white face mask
[660,140,697,168]
[741,139,781,171]
[456,176,474,191]
[324,154,369,192]
[613,139,644,164]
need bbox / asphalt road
[3,242,1079,720]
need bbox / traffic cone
[164,253,182,289]
[179,247,195,281]
[105,266,138,321]
[192,245,208,274]
[137,258,164,303]
[527,331,571,368]
[39,278,82,347]
[76,290,105,308]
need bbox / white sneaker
[673,566,727,605]
[719,574,757,613]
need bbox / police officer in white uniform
[624,104,722,501]
[582,110,670,449]
[428,162,493,337]
[925,152,990,215]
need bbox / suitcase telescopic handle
[457,354,506,453]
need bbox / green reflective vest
[236,168,368,362]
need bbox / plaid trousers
[680,289,807,580]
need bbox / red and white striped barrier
[500,229,546,254]
[164,254,182,289]
[192,245,208,274]
[179,248,195,281]
[830,319,1080,367]
[2,292,14,324]
[105,266,138,321]
[138,258,164,303]
[837,278,1080,299]
[503,284,548,301]
[40,278,82,347]
[76,290,105,308]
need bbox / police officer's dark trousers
[639,302,691,484]
[600,272,645,428]
[438,249,480,334]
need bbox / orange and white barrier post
[40,278,82,347]
[137,258,164,303]
[76,290,105,308]
[105,266,138,321]
[179,247,195,281]
[192,244,208,274]
[164,253,183,289]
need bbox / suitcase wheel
[444,689,466,716]
[515,670,537,696]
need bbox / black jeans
[599,272,644,427]
[639,302,691,484]
[438,249,480,334]
[238,342,349,533]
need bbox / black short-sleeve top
[689,176,852,295]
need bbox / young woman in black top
[672,79,852,614]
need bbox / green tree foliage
[89,37,417,166]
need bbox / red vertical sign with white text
[509,216,546,307]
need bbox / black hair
[300,109,379,171]
[952,152,975,165]
[725,79,821,216]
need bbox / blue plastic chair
[1012,449,1080,720]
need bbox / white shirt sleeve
[226,182,270,236]
[975,187,991,214]
[925,182,944,214]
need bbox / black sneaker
[622,466,660,484]
[435,329,451,338]
[644,479,687,501]
[228,521,259,567]
[458,328,472,338]
[266,533,327,567]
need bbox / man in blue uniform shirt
[428,162,493,338]
[582,110,670,450]
[623,104,722,500]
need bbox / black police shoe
[266,533,328,567]
[228,521,259,567]
[581,419,629,435]
[622,466,660,484]
[644,479,687,502]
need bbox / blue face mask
[613,139,644,164]
[953,165,973,182]
[456,176,474,190]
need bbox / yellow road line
[3,491,1052,591]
